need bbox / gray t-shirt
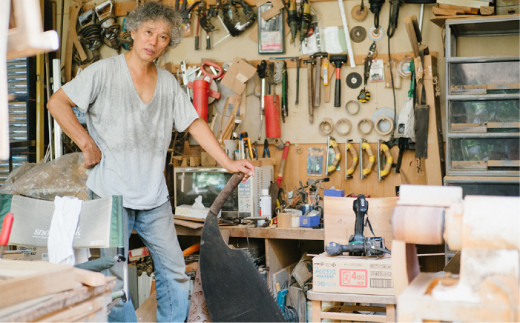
[62,54,199,209]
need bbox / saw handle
[209,173,244,216]
[334,75,341,107]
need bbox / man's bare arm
[187,118,254,179]
[47,89,101,168]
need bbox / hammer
[311,52,328,107]
[329,54,348,108]
[291,56,301,105]
[303,59,315,124]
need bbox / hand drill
[325,194,389,257]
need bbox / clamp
[359,139,374,179]
[326,136,341,176]
[377,140,393,181]
[344,139,358,179]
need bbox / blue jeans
[91,192,189,322]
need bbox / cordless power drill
[325,194,389,257]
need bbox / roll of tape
[358,118,374,135]
[398,57,412,78]
[335,118,352,136]
[345,100,361,115]
[319,119,334,136]
[374,116,394,136]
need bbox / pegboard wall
[59,0,446,145]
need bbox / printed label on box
[339,269,367,287]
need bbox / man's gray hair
[126,1,184,48]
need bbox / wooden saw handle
[209,173,244,216]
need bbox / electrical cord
[386,0,402,140]
[369,0,385,28]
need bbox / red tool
[187,61,223,121]
[0,212,14,258]
[276,141,290,187]
[264,94,281,139]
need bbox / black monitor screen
[174,168,239,214]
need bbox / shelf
[176,224,325,241]
[446,15,520,37]
[444,175,520,184]
[447,93,520,100]
[446,132,520,139]
[445,56,519,63]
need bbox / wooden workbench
[176,224,324,240]
[176,224,325,291]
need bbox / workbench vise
[391,185,520,322]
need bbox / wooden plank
[488,160,520,167]
[323,196,397,249]
[422,55,445,186]
[37,294,110,322]
[0,260,76,309]
[83,1,138,17]
[74,268,108,287]
[433,7,465,16]
[174,218,204,229]
[175,224,325,240]
[431,14,520,28]
[452,160,520,169]
[64,1,87,82]
[439,3,480,14]
[0,280,115,322]
[452,122,520,132]
[397,272,514,321]
[452,160,488,170]
[451,83,520,91]
[320,311,387,322]
[307,290,396,304]
[136,290,157,322]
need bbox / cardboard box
[313,253,394,295]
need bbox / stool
[307,290,396,322]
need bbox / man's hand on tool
[224,159,255,182]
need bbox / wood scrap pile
[0,260,115,322]
[433,2,494,17]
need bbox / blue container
[324,189,345,197]
[300,214,320,227]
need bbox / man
[47,2,254,321]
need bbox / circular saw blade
[346,72,362,89]
[351,4,368,21]
[350,26,367,43]
[369,26,385,42]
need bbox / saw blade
[351,4,368,21]
[346,72,362,89]
[350,26,367,43]
[369,26,385,42]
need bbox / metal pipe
[52,59,63,159]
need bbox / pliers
[262,139,270,158]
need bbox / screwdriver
[240,131,254,160]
